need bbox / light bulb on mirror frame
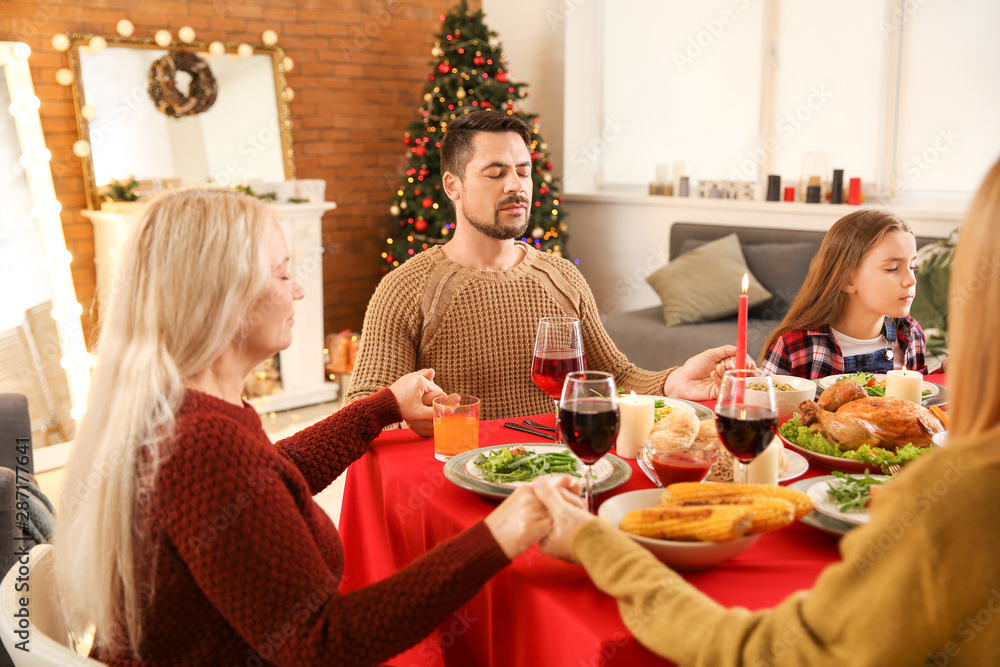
[283,56,294,71]
[81,105,97,120]
[12,43,31,60]
[237,43,253,58]
[208,41,225,56]
[72,140,91,157]
[178,26,196,43]
[154,30,172,47]
[51,33,70,51]
[262,30,278,46]
[117,19,135,37]
[89,36,107,52]
[285,87,295,102]
[55,68,74,86]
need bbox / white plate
[598,489,760,569]
[636,447,809,486]
[636,395,715,421]
[805,474,889,526]
[816,374,946,406]
[464,444,614,488]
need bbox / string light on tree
[381,0,567,273]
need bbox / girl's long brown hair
[761,210,913,359]
[948,158,1000,437]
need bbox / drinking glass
[715,370,778,484]
[558,371,620,512]
[432,395,480,461]
[531,317,585,443]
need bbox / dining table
[338,376,946,667]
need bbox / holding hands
[389,369,447,437]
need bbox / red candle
[783,186,795,202]
[736,273,748,370]
[847,178,862,205]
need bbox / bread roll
[648,409,700,449]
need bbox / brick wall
[1,0,469,345]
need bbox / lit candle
[616,391,654,460]
[736,273,749,370]
[885,369,923,404]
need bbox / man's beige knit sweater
[345,242,674,421]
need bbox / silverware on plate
[502,422,556,440]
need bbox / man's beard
[466,194,530,240]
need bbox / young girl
[760,210,927,379]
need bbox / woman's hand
[531,475,594,563]
[389,369,445,437]
[485,476,582,560]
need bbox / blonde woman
[54,188,562,665]
[532,158,1000,665]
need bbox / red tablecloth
[339,407,845,667]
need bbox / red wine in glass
[558,398,620,463]
[715,406,777,464]
[531,350,586,400]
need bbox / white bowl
[745,375,817,424]
[598,489,760,569]
[932,431,948,447]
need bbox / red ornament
[402,136,411,145]
[480,101,492,110]
[414,219,428,232]
[531,152,540,162]
[539,186,549,195]
[422,197,433,208]
[474,56,486,66]
[438,62,451,74]
[414,189,422,196]
[544,161,553,170]
[415,145,427,157]
[496,72,508,83]
[386,254,394,263]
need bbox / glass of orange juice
[433,395,480,461]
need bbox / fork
[886,464,901,476]
[523,419,556,432]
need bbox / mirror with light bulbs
[65,33,296,210]
[1,41,90,446]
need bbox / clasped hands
[484,475,601,563]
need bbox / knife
[502,422,556,440]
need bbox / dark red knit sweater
[100,388,509,666]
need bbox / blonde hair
[948,158,1000,437]
[54,187,274,656]
[761,210,913,358]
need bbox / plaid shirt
[761,317,927,379]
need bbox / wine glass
[531,317,585,443]
[558,371,620,513]
[715,369,778,484]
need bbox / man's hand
[661,345,756,401]
[484,476,582,559]
[389,369,445,437]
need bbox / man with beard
[345,111,743,434]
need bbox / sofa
[601,222,937,370]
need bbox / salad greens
[827,471,885,512]
[474,447,582,484]
[779,415,929,472]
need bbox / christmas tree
[382,0,567,272]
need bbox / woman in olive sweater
[54,188,568,666]
[533,157,1000,666]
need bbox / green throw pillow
[646,233,772,327]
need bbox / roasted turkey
[798,381,946,451]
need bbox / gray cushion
[645,234,772,327]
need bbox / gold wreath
[147,51,218,118]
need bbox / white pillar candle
[655,163,671,185]
[616,392,654,460]
[747,437,782,485]
[885,369,923,404]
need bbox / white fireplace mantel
[82,200,338,413]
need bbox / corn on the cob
[660,483,814,519]
[620,504,753,542]
[665,496,796,534]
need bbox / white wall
[481,0,565,176]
